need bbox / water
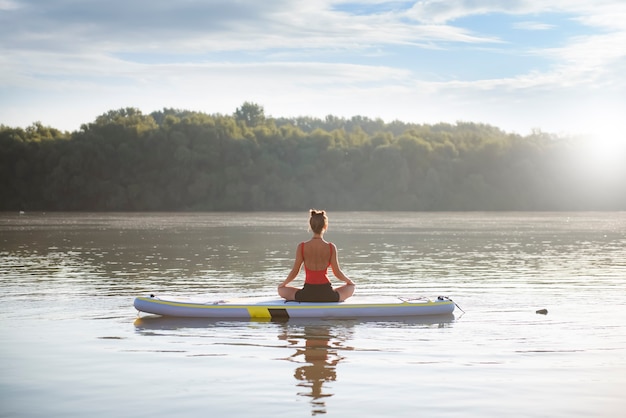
[1,212,625,417]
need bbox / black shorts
[295,283,340,302]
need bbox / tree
[234,102,265,127]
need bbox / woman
[278,210,355,302]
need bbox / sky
[1,0,626,143]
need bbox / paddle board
[134,294,455,319]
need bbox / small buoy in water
[536,308,548,315]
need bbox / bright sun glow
[586,135,624,168]
[574,112,626,177]
[566,120,626,205]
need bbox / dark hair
[309,209,328,234]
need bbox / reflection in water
[133,315,247,331]
[133,315,352,416]
[279,323,353,416]
[275,317,455,416]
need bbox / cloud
[571,1,626,30]
[547,32,626,87]
[0,1,290,52]
[513,21,555,30]
[0,0,499,55]
[0,0,19,10]
[405,0,542,23]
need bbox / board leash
[438,296,465,313]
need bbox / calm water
[1,212,625,417]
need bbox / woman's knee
[278,286,298,300]
[337,284,355,301]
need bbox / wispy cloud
[0,0,500,55]
[513,21,555,30]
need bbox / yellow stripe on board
[246,306,272,318]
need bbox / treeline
[1,103,624,211]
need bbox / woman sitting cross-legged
[278,209,355,302]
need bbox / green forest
[1,103,624,211]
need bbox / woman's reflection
[279,323,352,416]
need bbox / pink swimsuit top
[301,242,333,285]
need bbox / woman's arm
[278,244,304,288]
[330,243,355,285]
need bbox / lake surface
[1,212,625,417]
